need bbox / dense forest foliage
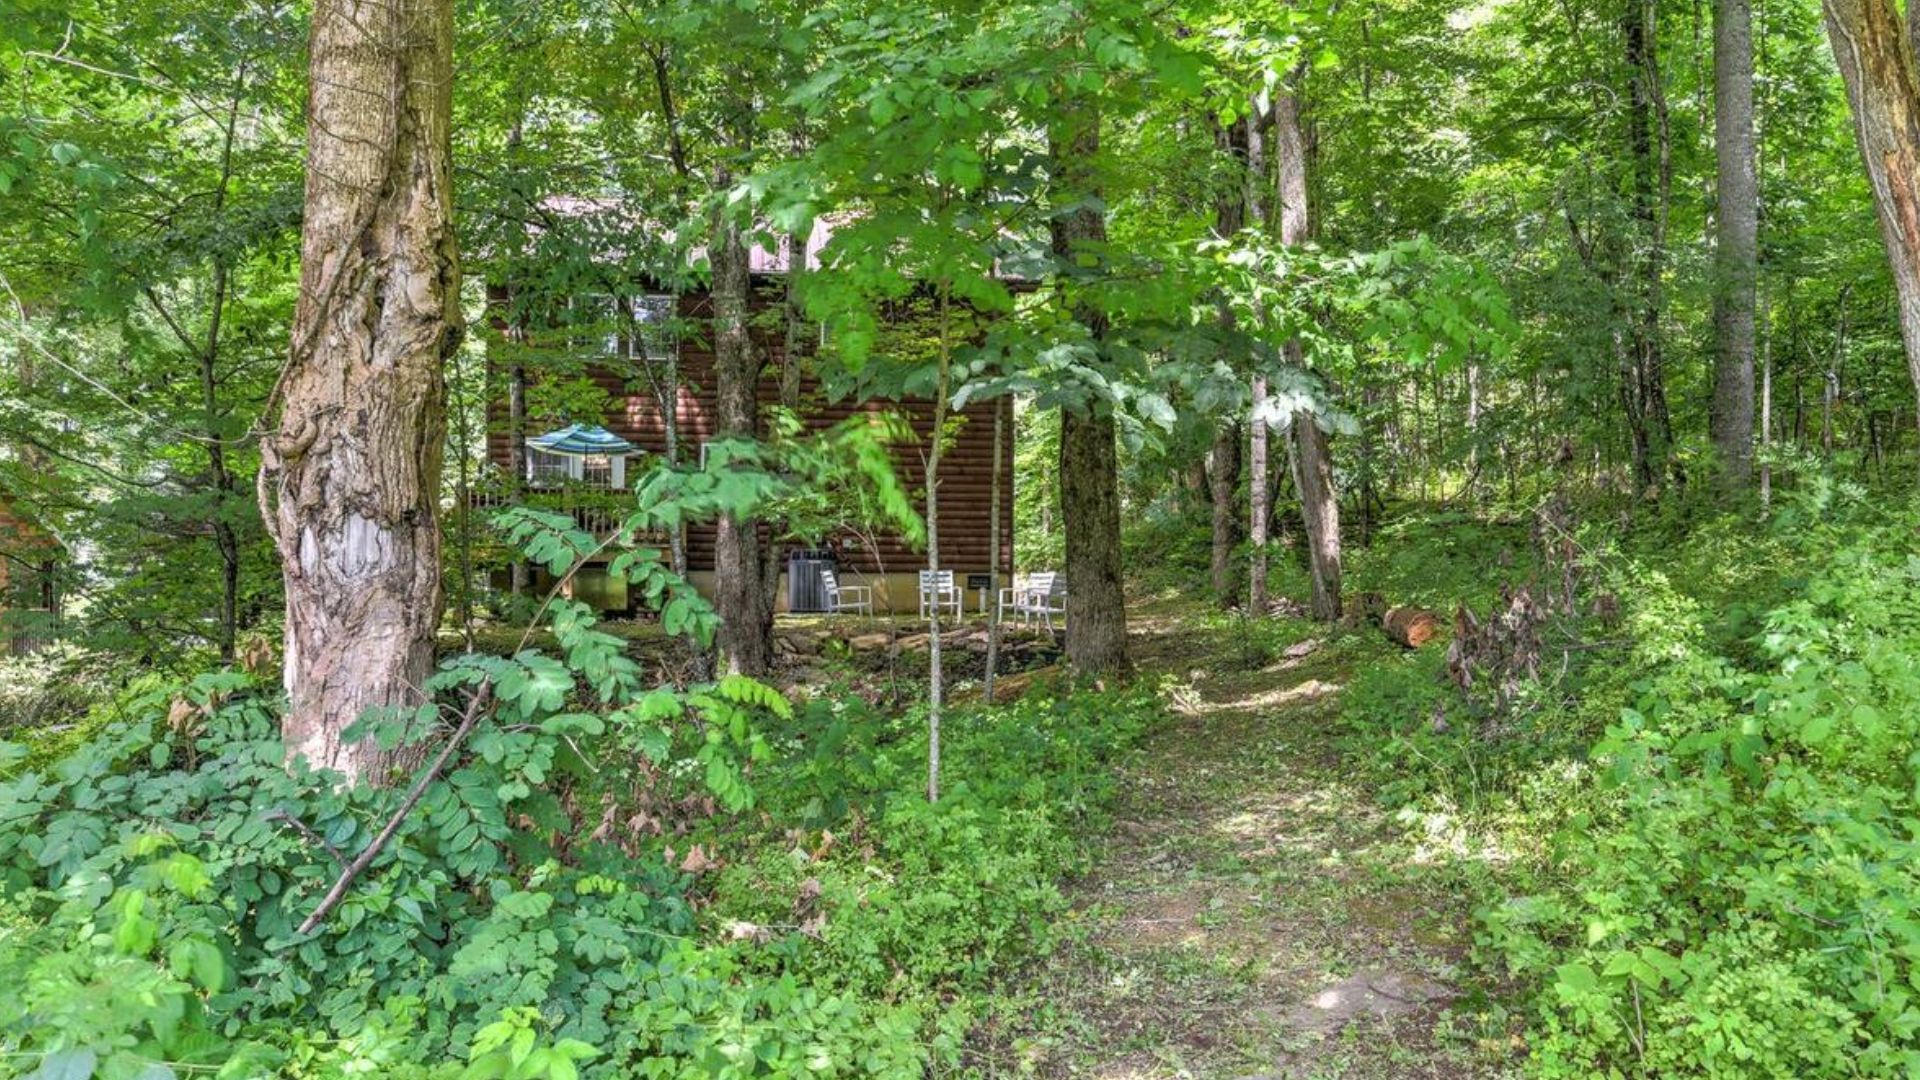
[6,0,1920,1074]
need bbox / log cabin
[481,236,1014,616]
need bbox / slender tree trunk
[1249,383,1271,613]
[984,399,1005,703]
[1627,0,1679,490]
[196,88,244,665]
[761,230,813,612]
[1713,0,1760,483]
[451,357,475,649]
[1275,85,1342,620]
[1826,285,1850,456]
[199,271,240,665]
[709,201,772,676]
[503,114,532,598]
[1210,114,1247,609]
[506,360,530,594]
[926,286,952,802]
[1209,420,1241,607]
[1049,100,1130,677]
[1760,281,1774,510]
[1822,0,1920,464]
[264,0,459,783]
[1465,360,1483,494]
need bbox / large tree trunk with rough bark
[1292,413,1343,619]
[1822,0,1920,456]
[1050,102,1131,678]
[709,205,773,675]
[1712,0,1759,484]
[1274,87,1343,621]
[264,0,459,783]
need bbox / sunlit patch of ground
[972,594,1521,1079]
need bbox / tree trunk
[1274,85,1342,620]
[1249,378,1271,612]
[1292,414,1343,620]
[1760,281,1774,510]
[507,356,529,596]
[926,287,953,802]
[1712,0,1760,484]
[709,202,772,676]
[1059,409,1129,675]
[1209,420,1241,607]
[984,399,1005,702]
[1822,0,1920,461]
[1627,0,1680,491]
[1049,100,1130,678]
[761,230,814,611]
[1210,114,1247,610]
[265,0,459,783]
[200,267,241,666]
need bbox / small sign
[966,573,992,591]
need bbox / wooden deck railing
[465,488,664,550]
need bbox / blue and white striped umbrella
[528,424,636,457]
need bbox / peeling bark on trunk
[1713,0,1760,484]
[1292,413,1343,620]
[709,205,772,676]
[1822,0,1920,463]
[1050,102,1131,679]
[1275,85,1342,621]
[265,0,460,783]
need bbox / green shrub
[1481,511,1920,1077]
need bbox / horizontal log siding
[486,288,1013,577]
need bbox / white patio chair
[919,569,961,622]
[1000,571,1066,631]
[820,568,871,615]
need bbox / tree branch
[294,681,493,935]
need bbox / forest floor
[974,590,1520,1079]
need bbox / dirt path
[979,598,1515,1079]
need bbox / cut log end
[1383,606,1442,649]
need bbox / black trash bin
[786,549,837,613]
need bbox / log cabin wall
[484,283,1015,583]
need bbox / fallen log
[1383,606,1442,649]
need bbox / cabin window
[581,453,614,488]
[569,295,622,357]
[526,447,626,489]
[527,448,574,487]
[635,294,675,361]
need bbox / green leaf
[1799,712,1836,746]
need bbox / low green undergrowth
[0,638,1154,1080]
[0,450,1158,1080]
[1340,485,1920,1077]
